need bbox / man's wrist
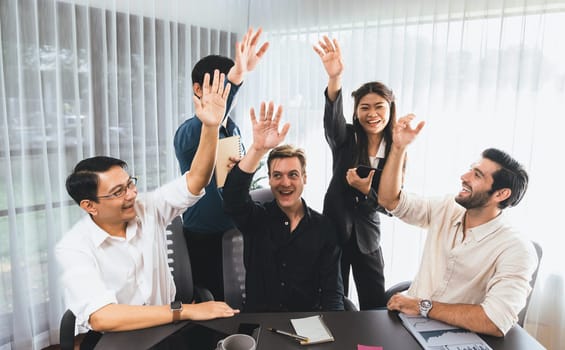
[419,299,433,318]
[227,67,244,85]
[170,301,183,323]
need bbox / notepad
[215,135,242,188]
[290,315,334,345]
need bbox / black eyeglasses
[97,177,138,200]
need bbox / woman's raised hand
[313,35,344,79]
[393,114,425,150]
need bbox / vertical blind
[0,0,237,348]
[1,0,564,349]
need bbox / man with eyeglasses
[56,70,239,341]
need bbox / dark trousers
[341,234,386,310]
[184,230,224,301]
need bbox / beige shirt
[391,191,537,335]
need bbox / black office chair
[222,188,358,311]
[59,309,76,350]
[383,240,543,327]
[222,188,270,310]
[222,227,247,309]
[59,309,103,350]
[166,215,214,303]
[518,241,543,327]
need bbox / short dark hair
[66,156,127,205]
[483,148,529,209]
[267,144,307,176]
[191,55,234,85]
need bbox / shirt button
[282,262,287,268]
[284,221,289,226]
[281,282,285,287]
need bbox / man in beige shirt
[379,115,537,337]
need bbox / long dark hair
[351,81,396,166]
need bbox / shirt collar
[87,215,140,248]
[452,209,508,242]
[468,211,507,242]
[271,198,311,222]
[376,138,387,158]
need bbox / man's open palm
[193,70,231,127]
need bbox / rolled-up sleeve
[480,239,538,334]
[56,243,117,331]
[390,191,433,228]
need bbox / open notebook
[290,315,334,345]
[215,135,242,188]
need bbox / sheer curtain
[241,1,565,349]
[1,0,564,349]
[0,0,244,348]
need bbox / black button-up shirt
[223,165,345,312]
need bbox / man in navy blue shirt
[174,27,268,300]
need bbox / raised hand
[193,69,231,127]
[393,114,425,149]
[249,101,290,153]
[229,27,270,84]
[313,35,344,79]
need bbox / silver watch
[419,299,433,318]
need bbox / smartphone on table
[238,322,261,343]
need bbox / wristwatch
[170,301,183,323]
[419,299,433,318]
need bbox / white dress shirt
[391,191,537,335]
[56,175,203,332]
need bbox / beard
[455,189,491,209]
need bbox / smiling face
[455,158,501,210]
[268,157,306,213]
[82,166,138,227]
[355,92,391,136]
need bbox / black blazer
[322,89,389,254]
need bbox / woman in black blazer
[313,36,399,310]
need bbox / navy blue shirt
[173,82,242,233]
[223,165,345,312]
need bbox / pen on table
[267,328,309,342]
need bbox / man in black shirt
[223,101,344,312]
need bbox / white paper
[290,315,334,345]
